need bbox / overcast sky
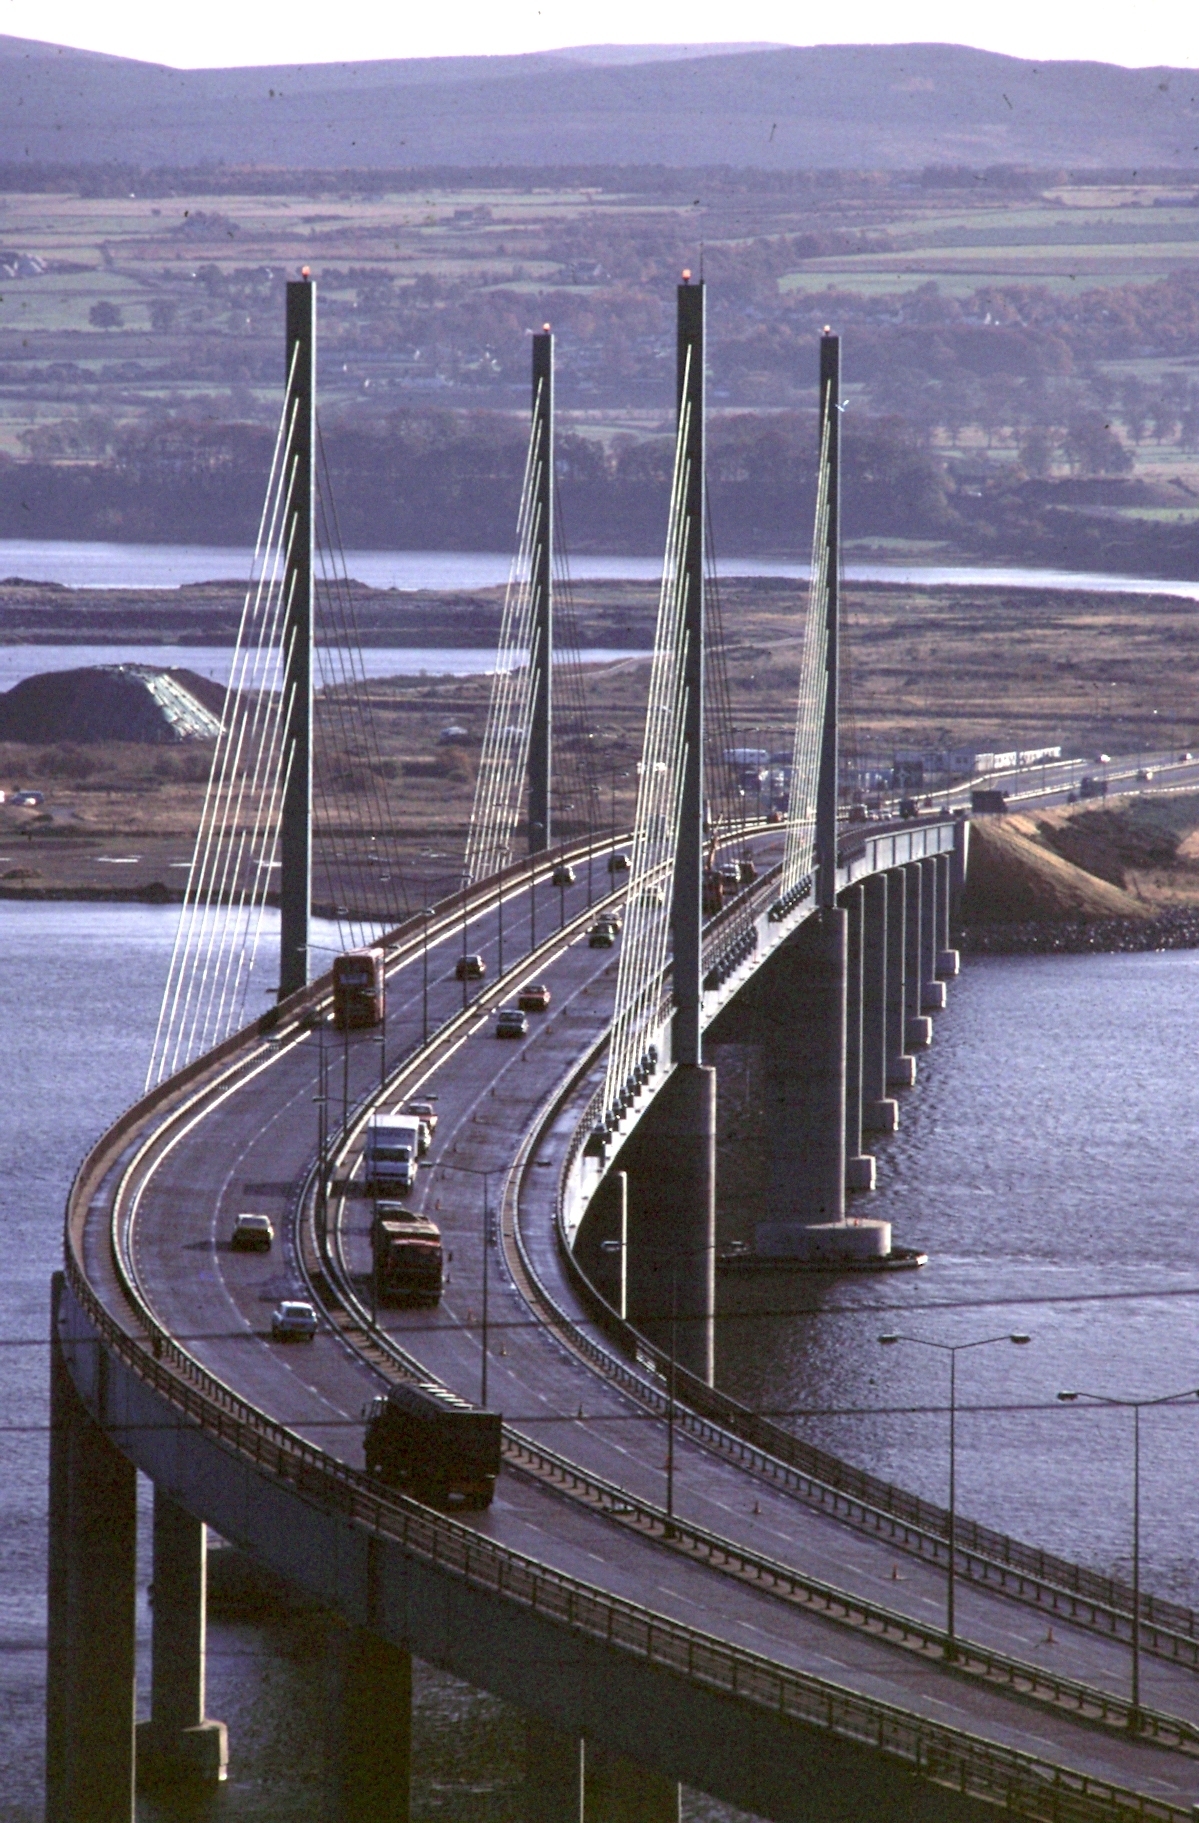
[1,0,1195,73]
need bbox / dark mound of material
[0,664,222,745]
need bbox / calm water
[0,644,641,694]
[718,949,1199,1602]
[4,916,1199,1814]
[1,538,1197,599]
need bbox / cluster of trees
[0,409,951,553]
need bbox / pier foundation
[885,870,916,1090]
[861,873,898,1133]
[842,884,876,1191]
[324,1623,412,1822]
[624,1064,715,1384]
[137,1490,228,1783]
[46,1273,137,1823]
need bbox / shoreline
[960,907,1199,956]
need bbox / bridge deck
[78,844,1199,1814]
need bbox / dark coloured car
[454,953,487,980]
[231,1212,274,1252]
[588,922,616,948]
[495,1006,529,1038]
[551,862,576,886]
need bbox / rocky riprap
[960,907,1199,955]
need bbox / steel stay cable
[149,388,299,1083]
[159,420,300,1075]
[147,348,300,1085]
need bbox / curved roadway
[72,835,1199,1819]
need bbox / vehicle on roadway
[898,797,919,819]
[402,1098,438,1136]
[454,953,486,981]
[588,921,616,948]
[970,789,1008,814]
[518,983,551,1012]
[1079,775,1108,800]
[551,862,576,886]
[270,1300,318,1342]
[373,1207,443,1305]
[495,1006,529,1038]
[230,1212,274,1252]
[606,851,630,873]
[332,946,386,1030]
[363,1382,501,1509]
[364,1115,422,1193]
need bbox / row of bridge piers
[580,835,966,1383]
[49,1277,686,1822]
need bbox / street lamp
[436,1160,496,1408]
[1056,1383,1199,1729]
[420,908,434,1046]
[880,1330,1031,1659]
[460,870,471,1011]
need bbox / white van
[364,1115,422,1193]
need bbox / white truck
[364,1114,422,1194]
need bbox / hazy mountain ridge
[1,35,1197,170]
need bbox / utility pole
[816,329,840,909]
[528,327,553,856]
[279,275,314,998]
[672,275,704,1066]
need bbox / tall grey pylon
[672,277,705,1066]
[815,329,841,907]
[528,327,553,854]
[279,277,314,998]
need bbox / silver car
[270,1300,318,1342]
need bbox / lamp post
[880,1330,1031,1659]
[420,907,434,1046]
[460,871,471,1011]
[437,1160,496,1408]
[1056,1383,1199,1729]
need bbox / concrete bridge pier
[903,863,933,1051]
[743,907,890,1264]
[919,856,947,1012]
[136,1490,228,1784]
[885,870,917,1090]
[324,1622,412,1822]
[861,873,898,1134]
[46,1274,137,1823]
[576,1169,628,1318]
[936,847,961,979]
[623,1064,715,1384]
[842,884,876,1191]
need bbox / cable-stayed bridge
[47,277,1199,1823]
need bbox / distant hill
[1,35,1198,171]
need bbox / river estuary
[4,907,1199,1818]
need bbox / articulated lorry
[363,1381,501,1509]
[373,1205,443,1305]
